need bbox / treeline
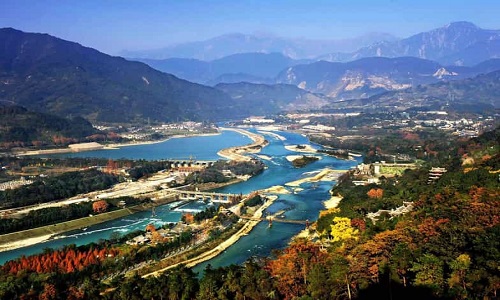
[2,245,119,275]
[127,160,173,180]
[185,168,229,184]
[215,159,266,176]
[244,194,263,207]
[0,202,93,234]
[0,169,118,209]
[0,196,145,235]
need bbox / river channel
[0,129,361,270]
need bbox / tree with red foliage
[92,200,109,213]
[39,283,57,300]
[267,239,329,300]
[2,246,119,275]
[367,188,384,199]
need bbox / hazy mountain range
[215,82,330,114]
[320,21,500,66]
[125,22,500,67]
[132,22,500,95]
[121,32,398,61]
[136,53,307,85]
[0,28,328,124]
[0,22,499,135]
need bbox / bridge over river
[158,188,240,204]
[241,216,309,225]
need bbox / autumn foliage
[2,246,119,275]
[183,213,195,224]
[267,239,329,300]
[92,200,109,213]
[367,188,384,199]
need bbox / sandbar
[284,144,317,153]
[260,185,291,194]
[217,128,268,161]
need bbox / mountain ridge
[276,56,500,100]
[121,32,398,60]
[0,27,238,124]
[321,21,500,66]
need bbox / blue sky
[1,0,499,55]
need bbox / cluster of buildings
[0,176,34,191]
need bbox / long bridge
[241,216,309,226]
[161,188,240,204]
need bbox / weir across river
[162,188,237,204]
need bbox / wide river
[0,129,361,271]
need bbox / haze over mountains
[0,21,499,132]
[136,53,306,85]
[121,32,398,61]
[321,21,500,66]
[126,21,500,67]
[132,22,500,96]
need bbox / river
[0,129,361,270]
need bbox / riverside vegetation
[0,126,497,299]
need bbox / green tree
[410,254,444,295]
[448,254,471,299]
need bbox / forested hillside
[0,28,235,123]
[0,104,104,149]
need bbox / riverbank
[217,127,268,161]
[0,196,178,253]
[0,129,260,253]
[143,194,278,277]
[13,132,221,156]
[0,177,244,253]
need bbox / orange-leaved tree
[92,200,109,214]
[267,239,329,300]
[367,188,384,199]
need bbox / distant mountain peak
[325,21,500,66]
[444,21,479,30]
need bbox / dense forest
[0,104,123,150]
[0,127,498,299]
[0,196,144,235]
[0,169,119,209]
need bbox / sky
[1,0,499,55]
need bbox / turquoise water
[47,130,251,161]
[0,129,361,269]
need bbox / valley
[0,7,499,299]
